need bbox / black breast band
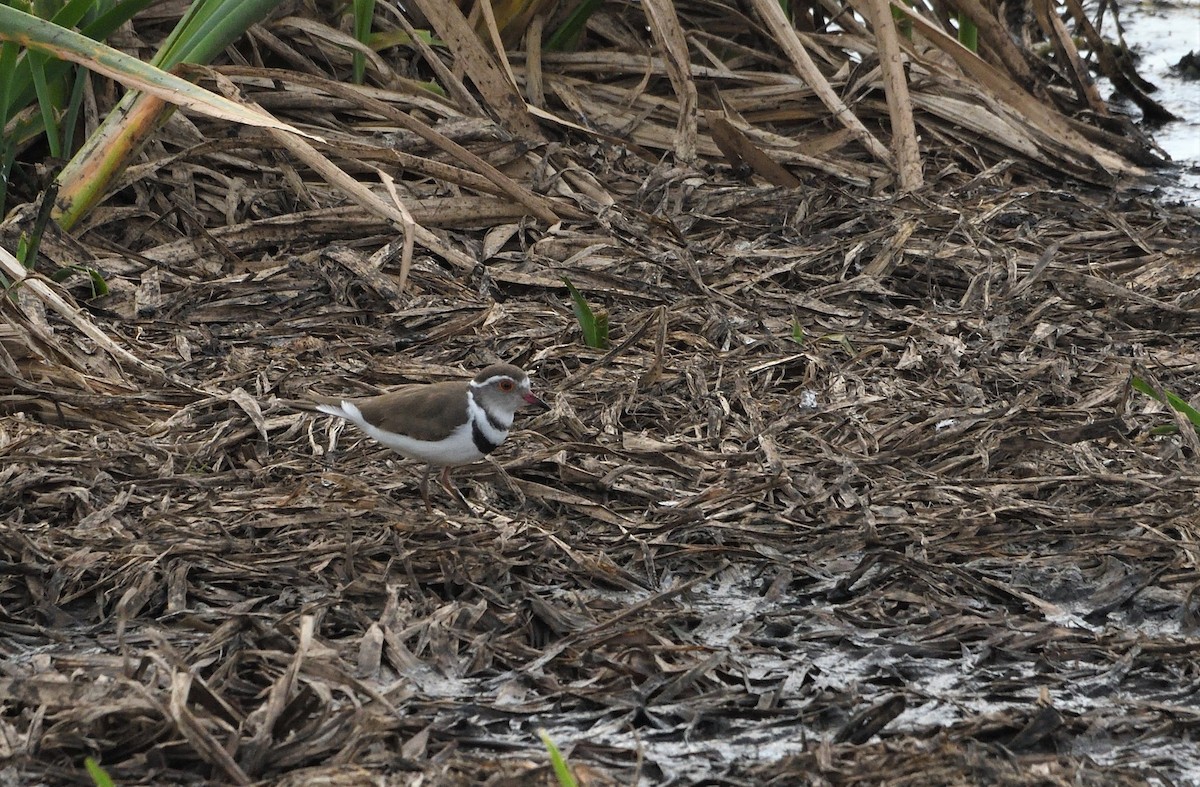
[471,421,501,455]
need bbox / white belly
[370,420,486,465]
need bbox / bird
[308,363,548,509]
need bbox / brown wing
[343,380,470,441]
[308,387,418,410]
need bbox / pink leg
[437,466,469,508]
[419,464,433,512]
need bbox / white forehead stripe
[470,374,527,389]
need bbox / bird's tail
[314,401,348,419]
[274,396,355,421]
[314,399,365,428]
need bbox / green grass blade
[958,14,978,52]
[153,0,214,68]
[17,182,58,268]
[545,0,603,52]
[1132,376,1200,431]
[352,0,376,85]
[84,757,116,787]
[563,277,609,349]
[49,0,106,31]
[84,265,109,297]
[0,6,313,134]
[537,729,579,787]
[0,39,19,213]
[154,0,282,69]
[58,57,88,153]
[48,264,109,297]
[0,0,153,133]
[0,38,21,119]
[26,50,62,158]
[82,0,161,42]
[791,319,805,345]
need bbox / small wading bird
[306,363,548,509]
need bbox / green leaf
[0,0,153,121]
[84,265,109,297]
[537,729,579,787]
[563,277,609,349]
[48,265,109,297]
[17,182,58,268]
[27,49,63,158]
[82,0,162,42]
[16,235,31,268]
[84,757,116,787]
[153,0,282,69]
[352,0,376,85]
[791,319,805,345]
[0,4,306,135]
[48,0,103,31]
[957,14,978,52]
[0,39,20,118]
[1132,376,1200,432]
[0,0,158,215]
[58,55,89,153]
[545,0,603,52]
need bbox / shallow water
[1119,0,1200,201]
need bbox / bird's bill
[523,391,549,409]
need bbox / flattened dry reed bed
[3,160,1199,784]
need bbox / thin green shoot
[0,38,18,124]
[17,182,58,268]
[153,0,283,70]
[537,729,579,787]
[545,0,603,52]
[58,58,90,155]
[562,277,609,349]
[1132,376,1200,433]
[958,14,978,52]
[85,1,162,44]
[84,757,116,787]
[791,319,805,345]
[15,182,107,296]
[50,265,109,298]
[352,0,376,85]
[890,5,913,41]
[27,50,63,158]
[0,41,20,211]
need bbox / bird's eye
[499,379,514,392]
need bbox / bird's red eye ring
[499,379,514,392]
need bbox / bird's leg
[419,464,433,512]
[438,466,470,509]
